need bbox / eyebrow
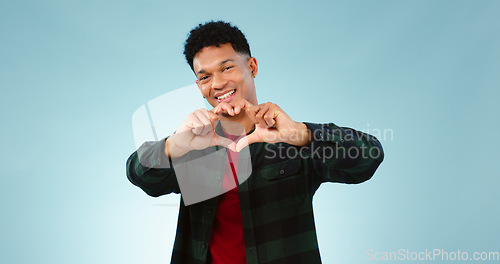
[196,59,235,76]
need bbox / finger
[242,99,254,109]
[189,118,204,135]
[232,99,254,115]
[231,100,242,115]
[263,109,277,127]
[226,141,237,152]
[211,104,221,115]
[211,104,222,115]
[193,110,214,136]
[210,134,237,151]
[234,104,242,115]
[218,103,234,115]
[235,132,262,152]
[223,103,235,116]
[206,110,219,121]
[255,104,271,128]
[202,109,219,131]
[245,105,260,124]
[213,102,235,116]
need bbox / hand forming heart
[212,99,311,152]
[166,99,311,158]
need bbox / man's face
[193,43,258,109]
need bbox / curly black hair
[183,21,251,71]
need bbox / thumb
[235,132,262,152]
[211,134,237,151]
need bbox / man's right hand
[165,108,236,158]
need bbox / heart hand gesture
[213,99,311,152]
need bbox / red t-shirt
[208,134,246,264]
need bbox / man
[127,21,384,264]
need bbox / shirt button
[279,169,284,175]
[208,209,212,214]
[201,242,206,249]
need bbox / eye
[199,75,209,81]
[223,66,234,71]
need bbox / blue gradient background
[1,0,499,263]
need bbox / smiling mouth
[215,89,236,101]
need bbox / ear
[247,57,258,77]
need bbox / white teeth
[216,89,235,100]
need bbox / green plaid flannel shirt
[126,122,384,264]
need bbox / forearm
[303,122,384,184]
[165,135,191,158]
[126,138,181,197]
[285,122,312,147]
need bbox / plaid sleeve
[126,137,181,197]
[302,122,384,187]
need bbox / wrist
[287,122,311,147]
[166,136,186,158]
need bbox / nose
[211,73,227,90]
